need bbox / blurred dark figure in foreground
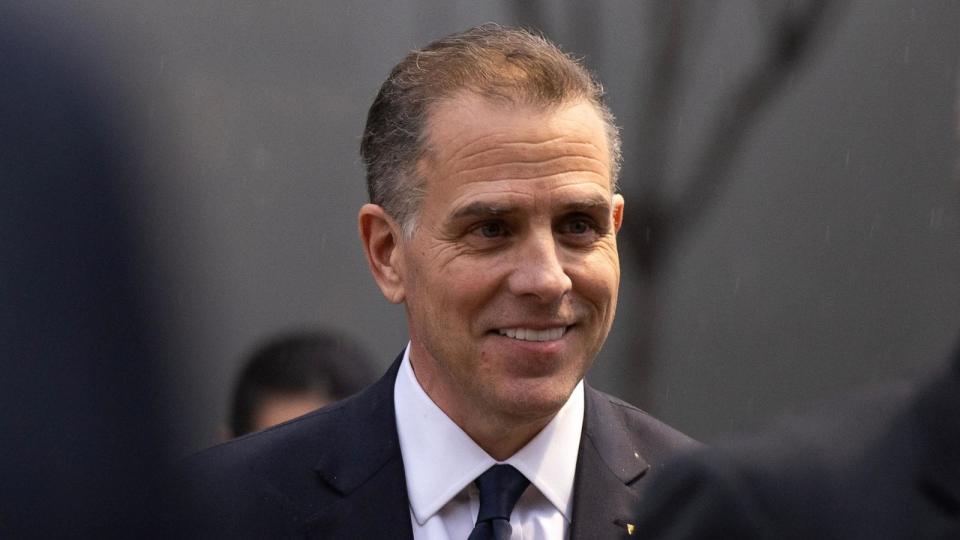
[226,330,377,438]
[0,4,177,537]
[634,57,960,538]
[634,350,959,539]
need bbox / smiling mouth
[497,327,568,342]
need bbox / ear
[612,193,625,233]
[358,203,406,304]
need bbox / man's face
[399,93,624,428]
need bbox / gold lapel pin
[614,518,636,536]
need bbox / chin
[497,382,576,420]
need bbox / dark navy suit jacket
[184,355,700,538]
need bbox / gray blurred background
[47,0,959,451]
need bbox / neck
[407,343,557,461]
[466,414,553,461]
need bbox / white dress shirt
[394,345,584,540]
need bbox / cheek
[440,256,506,298]
[447,277,500,324]
[412,261,499,328]
[570,253,620,312]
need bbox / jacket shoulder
[178,391,372,536]
[585,386,702,466]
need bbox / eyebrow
[450,201,516,220]
[560,196,612,213]
[449,194,612,220]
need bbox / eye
[475,221,507,238]
[567,218,591,235]
[561,216,596,235]
[558,214,603,245]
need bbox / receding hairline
[417,91,614,174]
[360,23,623,235]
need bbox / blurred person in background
[225,330,377,438]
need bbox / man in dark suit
[633,349,960,539]
[186,24,698,538]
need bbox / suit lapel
[569,386,650,539]
[297,363,689,539]
[303,355,414,539]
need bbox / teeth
[497,327,566,342]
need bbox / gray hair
[360,23,622,236]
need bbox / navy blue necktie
[468,464,530,540]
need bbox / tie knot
[474,464,530,523]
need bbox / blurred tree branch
[509,1,845,404]
[625,0,843,278]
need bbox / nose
[506,232,572,303]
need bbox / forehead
[418,93,613,206]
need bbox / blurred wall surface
[73,0,959,449]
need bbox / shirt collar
[394,343,584,525]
